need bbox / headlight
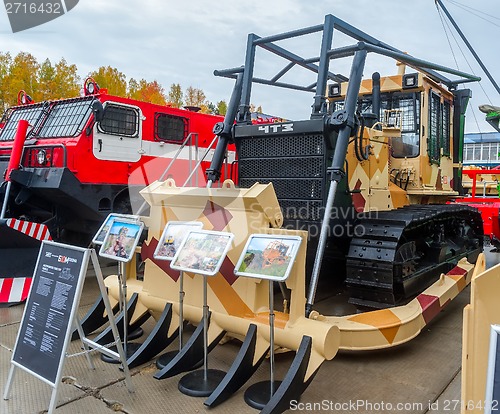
[36,149,47,165]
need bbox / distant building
[463,132,500,167]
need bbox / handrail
[182,135,219,187]
[135,133,230,215]
[157,132,200,183]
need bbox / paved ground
[1,248,498,414]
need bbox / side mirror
[92,100,104,122]
[86,100,104,136]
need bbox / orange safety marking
[207,273,254,318]
[348,309,402,345]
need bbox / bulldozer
[75,14,485,413]
[262,240,289,268]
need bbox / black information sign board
[12,241,87,386]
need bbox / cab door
[93,102,143,162]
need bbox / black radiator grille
[237,132,329,222]
[239,178,323,200]
[239,157,324,178]
[239,134,325,158]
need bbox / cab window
[155,113,189,142]
[98,104,139,137]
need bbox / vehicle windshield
[0,103,46,141]
[332,91,421,158]
[0,96,95,141]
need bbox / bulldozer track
[346,204,483,308]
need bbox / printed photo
[170,230,234,276]
[99,219,144,262]
[234,234,302,281]
[93,213,135,245]
[154,221,203,261]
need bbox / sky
[0,0,498,133]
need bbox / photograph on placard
[234,234,302,281]
[170,230,234,276]
[92,213,137,245]
[153,221,203,261]
[100,219,144,262]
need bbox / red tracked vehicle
[0,79,232,303]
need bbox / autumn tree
[89,66,127,97]
[38,58,80,101]
[0,52,12,110]
[167,83,183,108]
[7,52,40,106]
[0,56,232,117]
[128,79,166,105]
[52,58,80,98]
[249,103,263,113]
[128,78,139,98]
[38,59,55,99]
[184,86,208,112]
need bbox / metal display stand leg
[156,271,185,368]
[244,281,281,409]
[102,262,142,363]
[89,250,134,391]
[156,271,202,370]
[74,315,95,370]
[178,274,226,397]
[3,365,16,401]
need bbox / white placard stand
[3,244,132,414]
[98,216,144,361]
[234,234,302,409]
[153,221,203,368]
[170,229,234,397]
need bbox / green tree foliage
[89,66,127,97]
[128,78,139,98]
[206,102,217,115]
[167,83,183,108]
[53,58,80,98]
[38,58,55,98]
[38,58,80,100]
[216,100,227,116]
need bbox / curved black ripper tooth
[94,292,144,345]
[260,335,319,414]
[71,292,119,341]
[205,324,268,408]
[126,302,177,369]
[154,312,226,380]
[128,308,152,335]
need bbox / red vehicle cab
[0,79,231,241]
